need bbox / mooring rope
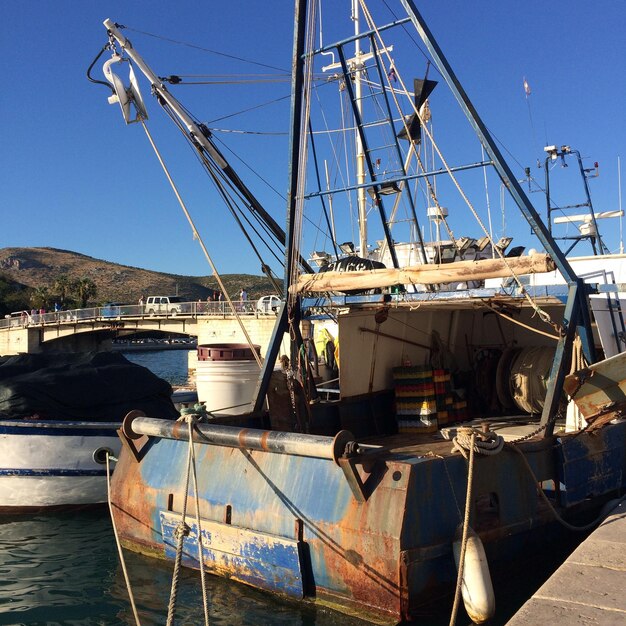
[451,413,611,535]
[185,415,211,625]
[451,426,505,459]
[448,431,476,626]
[448,426,504,624]
[166,414,212,625]
[166,417,193,626]
[106,452,142,626]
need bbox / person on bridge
[239,288,247,312]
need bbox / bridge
[0,301,277,356]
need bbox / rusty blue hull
[110,417,626,623]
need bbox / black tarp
[0,352,179,422]
[318,255,387,294]
[319,255,386,274]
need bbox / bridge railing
[0,300,271,330]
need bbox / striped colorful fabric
[393,366,437,432]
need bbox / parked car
[145,296,185,315]
[256,295,281,315]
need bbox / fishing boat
[0,352,179,512]
[95,2,626,624]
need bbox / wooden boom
[291,253,556,293]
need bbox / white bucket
[196,344,261,415]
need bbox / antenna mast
[353,0,367,257]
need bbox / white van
[256,295,281,315]
[145,295,185,315]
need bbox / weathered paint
[160,511,305,597]
[557,421,626,507]
[109,420,626,623]
[564,350,626,428]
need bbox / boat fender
[452,525,495,624]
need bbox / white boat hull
[0,420,121,512]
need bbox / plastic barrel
[196,344,262,415]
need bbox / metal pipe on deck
[124,414,356,464]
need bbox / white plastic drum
[196,344,262,415]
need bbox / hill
[0,247,276,311]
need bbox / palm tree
[73,277,97,308]
[53,275,71,305]
[30,286,50,310]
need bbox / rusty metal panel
[109,420,625,623]
[557,421,626,506]
[160,511,304,597]
[565,351,626,428]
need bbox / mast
[353,0,368,257]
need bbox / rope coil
[451,426,505,459]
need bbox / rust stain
[110,446,162,549]
[260,430,271,452]
[238,428,250,448]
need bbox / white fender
[452,525,495,624]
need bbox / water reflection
[0,510,368,625]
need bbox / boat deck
[506,497,626,625]
[361,417,554,460]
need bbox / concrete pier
[507,497,626,625]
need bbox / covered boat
[0,352,178,512]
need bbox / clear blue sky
[1,1,624,277]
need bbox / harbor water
[0,509,369,625]
[0,350,584,625]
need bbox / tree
[30,286,51,310]
[73,277,97,308]
[53,275,72,305]
[0,276,31,315]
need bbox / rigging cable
[379,0,444,80]
[362,6,459,253]
[360,0,554,327]
[205,94,291,125]
[211,132,284,201]
[619,156,624,253]
[481,145,495,257]
[122,25,288,73]
[139,118,263,367]
[309,118,339,257]
[159,103,286,274]
[311,79,357,244]
[339,84,359,248]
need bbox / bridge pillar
[0,327,114,356]
[0,327,42,356]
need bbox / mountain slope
[0,247,275,306]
